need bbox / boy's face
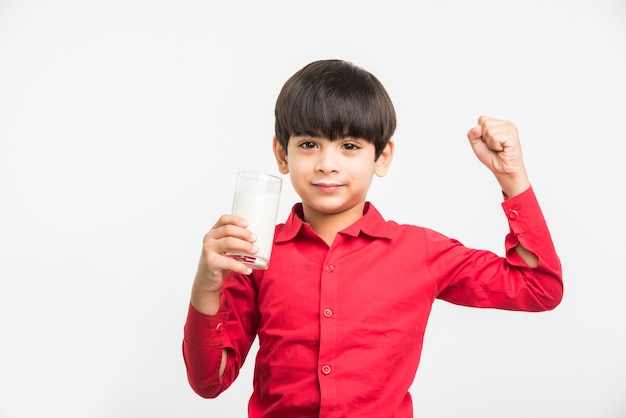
[273,135,393,223]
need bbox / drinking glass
[225,171,282,269]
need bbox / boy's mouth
[312,180,344,192]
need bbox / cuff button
[507,209,519,220]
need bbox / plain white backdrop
[1,1,625,417]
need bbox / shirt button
[507,209,519,220]
[216,322,225,333]
[323,308,333,318]
[321,365,332,375]
[324,264,335,272]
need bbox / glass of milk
[226,171,282,270]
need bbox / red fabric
[183,186,563,417]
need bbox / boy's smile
[274,135,393,243]
[312,179,344,193]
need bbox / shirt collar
[275,202,398,243]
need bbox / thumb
[467,124,482,143]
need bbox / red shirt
[183,186,563,417]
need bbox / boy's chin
[303,199,366,216]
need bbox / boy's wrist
[190,285,222,315]
[496,171,531,198]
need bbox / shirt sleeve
[430,186,563,311]
[182,272,260,398]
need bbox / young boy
[183,59,563,417]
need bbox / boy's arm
[183,215,259,398]
[428,116,562,311]
[467,116,537,268]
[430,184,563,311]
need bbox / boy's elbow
[538,276,564,311]
[189,379,225,399]
[545,286,564,310]
[194,387,221,399]
[520,268,563,312]
[532,260,564,311]
[186,364,235,399]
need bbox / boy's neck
[302,202,366,246]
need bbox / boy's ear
[374,139,394,177]
[273,136,289,174]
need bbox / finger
[213,223,257,241]
[202,233,258,270]
[213,214,249,229]
[477,114,495,125]
[203,243,254,277]
[482,130,505,152]
[484,123,518,152]
[214,253,253,276]
[220,235,258,255]
[228,259,254,276]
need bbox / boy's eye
[342,143,359,151]
[299,141,317,149]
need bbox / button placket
[318,256,338,406]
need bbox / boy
[183,59,563,417]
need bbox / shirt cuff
[184,303,229,347]
[500,185,545,236]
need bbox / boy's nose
[315,148,340,174]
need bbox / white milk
[230,189,281,269]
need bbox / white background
[1,1,625,417]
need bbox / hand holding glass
[225,172,282,270]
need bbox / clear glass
[225,171,282,270]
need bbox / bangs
[282,81,391,142]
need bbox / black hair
[274,59,396,159]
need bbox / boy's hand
[467,115,531,197]
[190,215,257,314]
